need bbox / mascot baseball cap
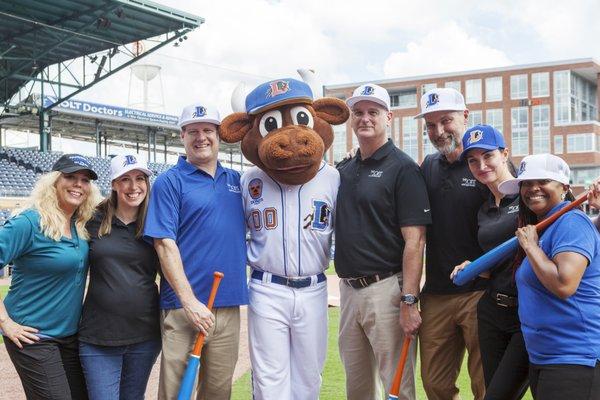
[346,83,390,111]
[110,154,152,181]
[498,154,570,195]
[415,87,467,118]
[460,124,506,160]
[245,78,313,115]
[52,154,98,180]
[178,103,221,129]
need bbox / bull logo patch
[193,106,206,118]
[468,129,483,144]
[361,86,375,96]
[426,93,439,108]
[518,161,527,176]
[266,80,290,98]
[248,178,263,199]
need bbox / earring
[561,192,566,200]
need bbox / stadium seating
[0,147,174,197]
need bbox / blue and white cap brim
[178,117,221,129]
[498,171,570,195]
[345,95,389,110]
[459,143,502,160]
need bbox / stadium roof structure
[0,0,203,151]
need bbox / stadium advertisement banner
[42,96,178,129]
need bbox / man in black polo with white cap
[416,87,487,400]
[335,83,431,400]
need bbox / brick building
[324,58,600,194]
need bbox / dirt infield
[0,276,340,399]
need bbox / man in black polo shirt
[416,87,488,400]
[335,83,431,400]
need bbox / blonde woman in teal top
[0,154,100,400]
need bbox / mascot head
[220,75,349,185]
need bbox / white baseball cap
[110,154,153,181]
[414,87,467,118]
[346,83,391,111]
[498,154,571,195]
[178,102,221,129]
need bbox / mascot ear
[313,98,350,125]
[220,112,253,143]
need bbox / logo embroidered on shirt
[461,177,476,187]
[227,184,241,193]
[368,170,383,178]
[507,205,519,214]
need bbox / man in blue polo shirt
[144,103,248,400]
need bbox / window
[532,105,550,154]
[422,130,436,157]
[567,133,596,153]
[445,81,461,92]
[422,83,437,95]
[402,117,418,161]
[332,124,348,163]
[554,70,570,124]
[532,72,549,97]
[466,79,482,103]
[390,89,417,108]
[467,110,482,128]
[554,135,563,154]
[554,71,598,125]
[485,77,502,102]
[485,109,503,132]
[572,167,600,186]
[394,117,400,145]
[510,74,528,99]
[511,107,529,156]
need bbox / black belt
[251,270,326,289]
[342,271,396,289]
[490,290,518,308]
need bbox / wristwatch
[400,294,419,305]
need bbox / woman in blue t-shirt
[0,154,100,399]
[498,153,600,400]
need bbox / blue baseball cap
[460,124,506,160]
[245,78,313,115]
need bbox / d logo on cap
[518,161,527,175]
[468,130,483,144]
[123,155,137,167]
[426,93,439,108]
[193,106,207,118]
[266,80,290,98]
[361,86,375,96]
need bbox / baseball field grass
[232,307,533,400]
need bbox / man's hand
[400,303,421,339]
[181,297,215,335]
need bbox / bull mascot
[220,71,349,399]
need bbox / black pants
[529,362,600,400]
[4,334,88,400]
[477,292,529,400]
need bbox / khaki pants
[419,291,485,400]
[158,306,240,400]
[339,274,417,400]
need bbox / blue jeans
[79,339,161,400]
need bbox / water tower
[127,41,165,112]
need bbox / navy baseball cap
[52,154,98,180]
[460,124,506,160]
[245,78,313,115]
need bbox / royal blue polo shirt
[516,201,600,366]
[1,209,89,338]
[144,156,248,309]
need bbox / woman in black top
[451,125,529,400]
[78,155,160,400]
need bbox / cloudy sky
[68,0,600,117]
